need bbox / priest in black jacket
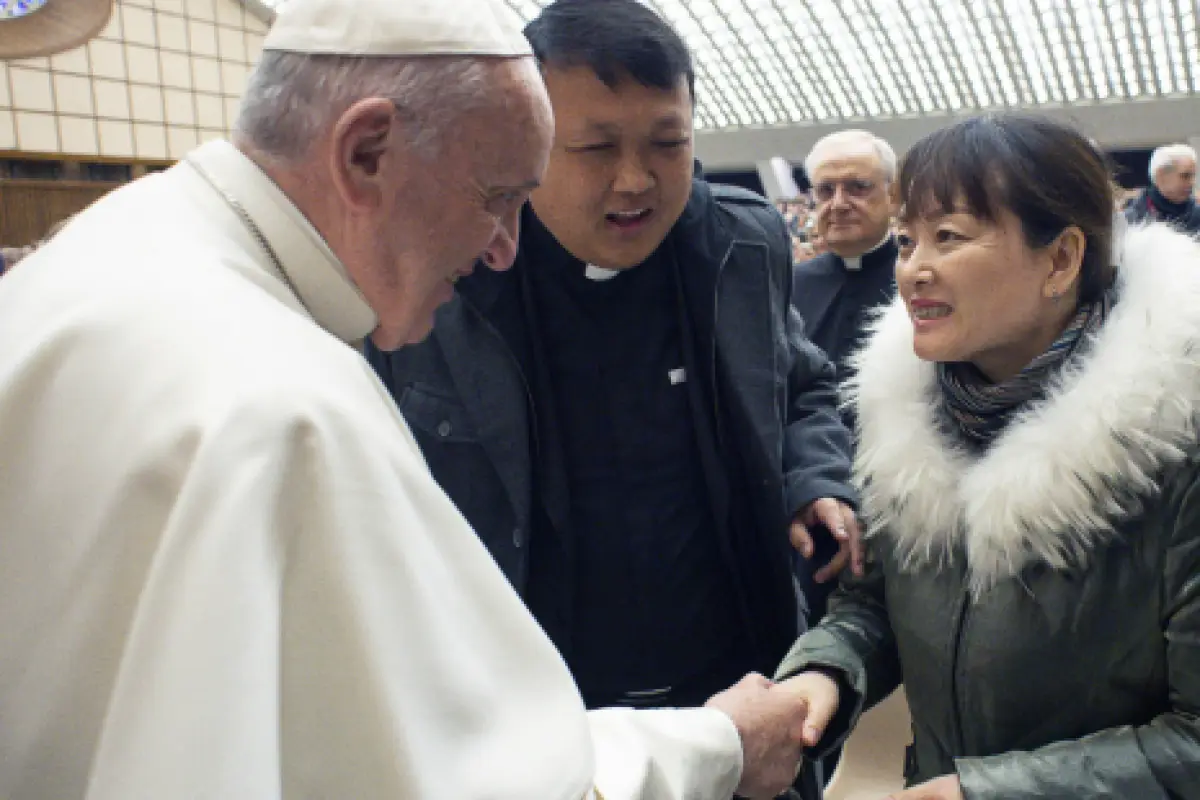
[791,130,898,624]
[366,2,859,795]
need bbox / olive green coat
[779,223,1200,799]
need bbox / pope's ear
[328,97,397,211]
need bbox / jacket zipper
[949,589,971,756]
[710,245,732,446]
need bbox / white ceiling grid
[502,0,1200,131]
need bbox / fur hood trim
[848,223,1200,594]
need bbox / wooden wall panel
[0,180,115,247]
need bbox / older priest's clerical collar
[841,232,894,272]
[185,140,377,344]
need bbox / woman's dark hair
[524,0,695,99]
[897,114,1116,303]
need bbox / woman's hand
[772,671,842,747]
[884,774,964,800]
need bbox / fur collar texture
[849,223,1200,594]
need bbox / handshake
[704,671,841,799]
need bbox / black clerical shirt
[523,240,749,710]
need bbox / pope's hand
[883,774,964,800]
[704,673,809,799]
[772,671,841,747]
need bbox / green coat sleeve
[956,470,1200,799]
[774,553,903,757]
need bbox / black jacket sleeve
[781,304,858,516]
[769,204,857,516]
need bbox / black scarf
[1147,185,1198,223]
[938,293,1112,449]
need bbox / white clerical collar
[840,232,893,272]
[184,140,377,343]
[584,263,622,281]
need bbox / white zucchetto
[263,0,532,58]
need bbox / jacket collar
[849,222,1200,594]
[184,140,377,344]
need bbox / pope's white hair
[234,51,495,162]
[804,129,897,184]
[1149,143,1197,179]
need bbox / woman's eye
[936,229,964,243]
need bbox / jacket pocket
[397,383,478,444]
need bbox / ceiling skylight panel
[1146,0,1181,93]
[773,3,841,119]
[494,0,1200,131]
[850,3,905,114]
[1003,1,1054,104]
[908,0,964,110]
[789,0,862,119]
[1171,0,1197,91]
[830,0,894,115]
[979,13,1021,104]
[697,14,764,124]
[1054,0,1091,100]
[806,0,876,118]
[728,0,811,121]
[1024,0,1072,103]
[868,1,925,113]
[748,35,814,120]
[1103,0,1141,96]
[1165,0,1191,89]
[1078,0,1124,98]
[1126,1,1161,95]
[934,0,994,107]
[960,2,1013,105]
[893,1,945,111]
[722,40,787,121]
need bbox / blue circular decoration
[0,0,49,19]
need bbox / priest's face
[811,150,895,259]
[351,59,553,349]
[529,66,695,270]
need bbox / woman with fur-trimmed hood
[772,115,1200,800]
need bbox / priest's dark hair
[524,0,695,99]
[897,113,1116,304]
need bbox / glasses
[813,178,880,202]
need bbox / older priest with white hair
[0,0,815,798]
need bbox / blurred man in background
[1126,143,1200,235]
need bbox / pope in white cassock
[0,0,823,797]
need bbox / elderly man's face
[360,59,553,349]
[811,149,893,259]
[1156,157,1197,204]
